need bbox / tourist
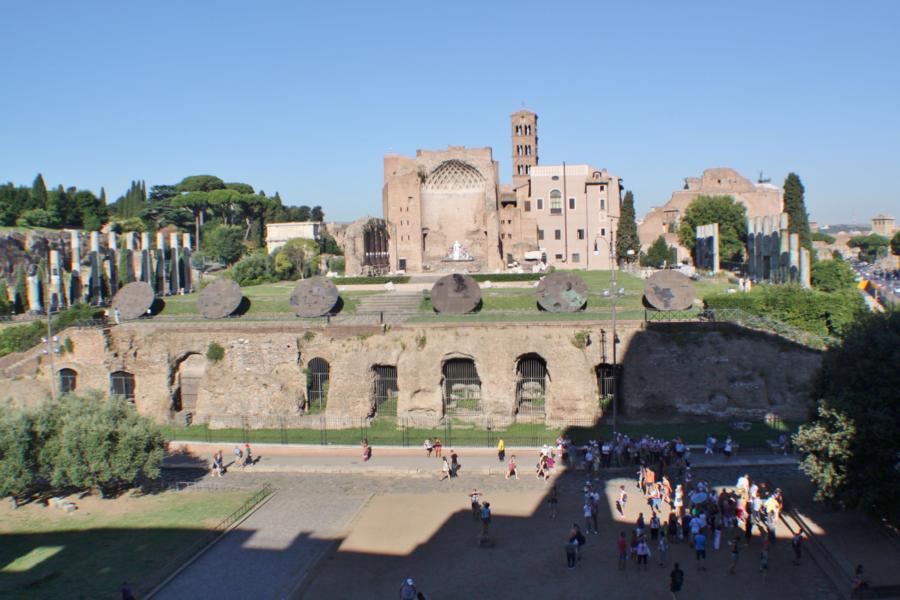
[724,436,734,458]
[424,438,434,457]
[636,512,645,537]
[658,533,669,566]
[120,581,135,600]
[470,489,481,520]
[210,452,221,478]
[583,500,593,534]
[216,449,224,474]
[439,457,451,481]
[361,439,372,462]
[667,513,679,543]
[616,485,627,516]
[497,438,505,462]
[590,489,600,533]
[853,565,868,591]
[400,578,417,600]
[548,485,558,519]
[536,455,548,481]
[705,434,716,455]
[694,529,707,570]
[434,438,442,458]
[244,443,253,467]
[566,538,578,569]
[791,531,803,565]
[480,502,492,536]
[233,445,243,468]
[506,455,518,480]
[669,563,684,599]
[449,449,459,477]
[650,512,661,540]
[570,524,586,562]
[636,537,651,571]
[617,531,628,570]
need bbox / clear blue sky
[2,0,898,225]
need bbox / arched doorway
[171,354,207,413]
[306,358,330,413]
[596,363,617,414]
[110,371,135,402]
[441,358,481,415]
[58,368,77,394]
[371,365,398,416]
[515,354,548,414]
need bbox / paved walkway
[154,489,370,600]
[164,444,799,476]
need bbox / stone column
[27,271,42,313]
[169,232,181,294]
[156,232,167,294]
[49,250,64,312]
[182,233,193,292]
[800,248,811,289]
[788,233,800,284]
[89,231,102,304]
[70,230,83,303]
[107,231,119,296]
[140,232,152,284]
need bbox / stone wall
[3,319,820,427]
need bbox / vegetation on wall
[793,311,900,524]
[0,304,105,358]
[703,285,865,337]
[206,342,225,362]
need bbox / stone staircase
[339,292,423,324]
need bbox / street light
[41,327,61,400]
[605,230,628,434]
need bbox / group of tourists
[210,443,253,477]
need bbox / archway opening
[516,354,548,415]
[370,365,398,417]
[441,358,481,415]
[110,371,135,402]
[305,358,330,413]
[171,354,207,413]
[58,368,77,394]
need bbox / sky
[1,0,898,225]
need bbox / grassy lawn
[161,282,377,316]
[163,417,796,449]
[0,489,254,600]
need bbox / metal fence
[161,414,791,449]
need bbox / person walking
[583,501,593,535]
[449,449,459,478]
[506,455,519,480]
[694,530,707,570]
[658,533,669,566]
[439,457,451,481]
[434,438,442,458]
[469,489,481,520]
[548,485,559,519]
[480,502,492,536]
[636,537,651,571]
[244,443,253,467]
[566,537,578,569]
[616,485,627,516]
[617,532,628,570]
[669,563,684,599]
[497,438,506,462]
[424,438,434,457]
[210,452,221,478]
[791,531,803,565]
[233,445,243,468]
[400,578,417,600]
[216,449,224,475]
[729,533,741,574]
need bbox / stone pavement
[164,443,799,476]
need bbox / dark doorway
[371,365,399,416]
[441,358,481,415]
[58,368,77,394]
[110,371,135,402]
[515,354,548,415]
[306,358,330,412]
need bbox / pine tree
[31,173,48,211]
[616,190,641,263]
[783,173,812,253]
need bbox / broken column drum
[290,277,340,317]
[535,272,588,312]
[430,274,481,314]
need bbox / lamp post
[603,238,629,434]
[41,314,61,400]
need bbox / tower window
[601,199,605,210]
[550,190,562,214]
[537,198,544,210]
[554,229,561,240]
[577,229,585,240]
[537,229,544,240]
[569,197,576,210]
[524,200,531,211]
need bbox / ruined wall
[2,319,820,426]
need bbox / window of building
[59,368,77,394]
[524,200,531,212]
[552,175,559,181]
[599,185,605,191]
[554,229,561,240]
[550,190,562,214]
[555,253,564,260]
[537,198,544,210]
[601,199,605,210]
[572,253,580,263]
[537,229,544,240]
[601,228,606,236]
[569,197,576,210]
[110,371,135,402]
[577,229,585,240]
[525,165,530,174]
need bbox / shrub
[332,276,410,285]
[703,285,865,336]
[810,259,855,292]
[230,251,276,286]
[16,208,60,228]
[470,273,542,282]
[206,342,225,362]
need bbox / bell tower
[511,109,538,188]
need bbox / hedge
[703,285,866,336]
[470,273,543,282]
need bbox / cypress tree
[616,190,641,263]
[783,173,812,253]
[0,280,10,315]
[31,173,48,211]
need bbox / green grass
[0,489,254,600]
[160,282,377,317]
[163,418,798,449]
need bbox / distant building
[638,168,782,263]
[265,221,322,254]
[871,214,896,237]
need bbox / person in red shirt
[617,531,628,570]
